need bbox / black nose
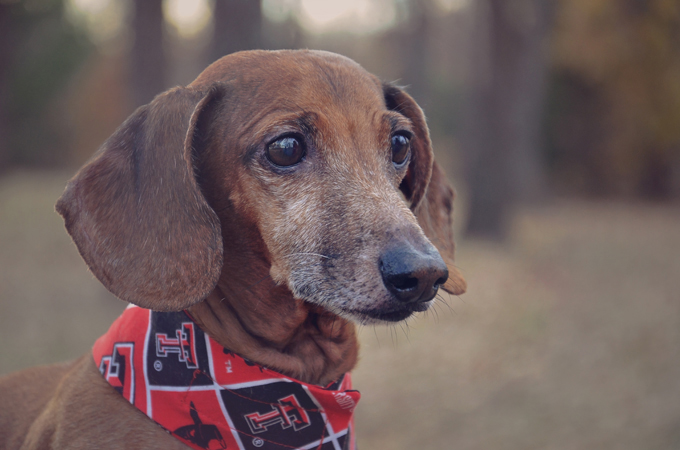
[379,245,449,304]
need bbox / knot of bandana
[93,305,359,450]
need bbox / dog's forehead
[191,50,385,109]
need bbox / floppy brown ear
[383,82,466,296]
[413,163,467,295]
[56,86,224,311]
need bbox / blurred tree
[211,0,262,62]
[131,0,165,107]
[400,0,432,107]
[0,0,92,168]
[0,3,12,171]
[549,0,680,198]
[261,15,304,51]
[463,0,554,240]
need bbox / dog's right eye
[266,136,306,167]
[391,133,411,167]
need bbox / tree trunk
[0,4,13,170]
[463,0,554,240]
[211,0,262,62]
[400,0,431,108]
[131,0,165,107]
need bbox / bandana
[93,305,360,450]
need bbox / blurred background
[1,0,680,448]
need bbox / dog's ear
[56,86,224,311]
[413,162,467,295]
[383,83,466,296]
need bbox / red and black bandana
[93,305,360,450]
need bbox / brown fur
[0,50,465,449]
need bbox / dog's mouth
[335,299,433,324]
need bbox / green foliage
[4,0,93,166]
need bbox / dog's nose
[379,245,449,304]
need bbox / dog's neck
[188,284,358,386]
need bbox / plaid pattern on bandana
[93,305,359,450]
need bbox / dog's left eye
[391,133,411,167]
[266,136,305,167]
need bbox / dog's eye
[266,136,305,167]
[391,133,411,167]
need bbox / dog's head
[57,50,466,324]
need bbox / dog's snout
[379,245,449,304]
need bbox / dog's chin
[290,278,435,324]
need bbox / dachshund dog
[0,50,466,449]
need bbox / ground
[1,170,679,449]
